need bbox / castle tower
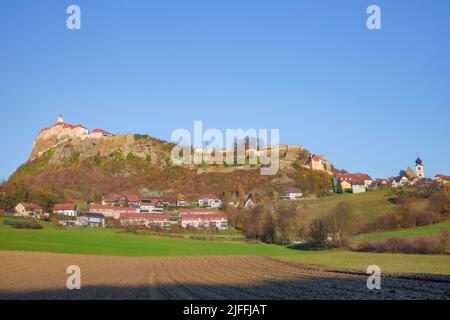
[57,114,64,124]
[415,157,425,179]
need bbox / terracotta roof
[351,180,366,186]
[199,193,219,200]
[180,213,227,221]
[179,208,217,215]
[92,129,108,133]
[21,202,42,210]
[140,198,164,205]
[89,204,137,213]
[435,174,450,182]
[53,203,76,211]
[120,213,170,221]
[335,172,372,181]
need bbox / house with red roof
[53,203,78,217]
[101,194,140,207]
[91,128,112,138]
[15,202,43,218]
[334,172,373,187]
[140,198,165,214]
[433,174,450,185]
[89,204,139,219]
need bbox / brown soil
[0,251,448,300]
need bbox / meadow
[354,220,450,241]
[1,217,449,275]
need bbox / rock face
[30,134,173,168]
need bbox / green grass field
[1,217,449,275]
[353,220,450,241]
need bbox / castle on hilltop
[34,115,112,145]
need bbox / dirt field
[0,250,448,300]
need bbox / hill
[0,126,333,211]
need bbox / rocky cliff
[30,134,174,168]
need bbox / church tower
[415,157,425,179]
[57,114,64,124]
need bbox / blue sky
[0,0,449,180]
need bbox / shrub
[12,221,43,229]
[354,231,449,255]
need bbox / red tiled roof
[92,129,106,133]
[335,172,372,181]
[199,193,219,200]
[102,194,122,202]
[120,213,170,221]
[140,198,164,205]
[179,208,217,215]
[435,174,450,182]
[89,204,137,213]
[180,213,227,221]
[53,203,76,211]
[21,202,42,210]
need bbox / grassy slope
[279,189,428,228]
[1,218,449,275]
[353,220,450,241]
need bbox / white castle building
[34,115,112,146]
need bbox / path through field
[0,251,448,300]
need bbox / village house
[391,176,410,188]
[15,202,43,218]
[53,203,78,217]
[433,174,450,185]
[375,179,389,189]
[283,188,303,200]
[198,193,223,208]
[91,128,112,138]
[339,180,352,193]
[120,213,171,229]
[244,195,255,209]
[351,180,366,194]
[76,213,106,227]
[176,194,188,207]
[89,204,139,220]
[101,194,140,207]
[304,154,333,175]
[334,172,373,187]
[140,198,165,214]
[179,210,228,230]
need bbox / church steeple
[415,156,425,179]
[57,114,64,124]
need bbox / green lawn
[0,217,291,257]
[1,217,449,275]
[353,220,450,241]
